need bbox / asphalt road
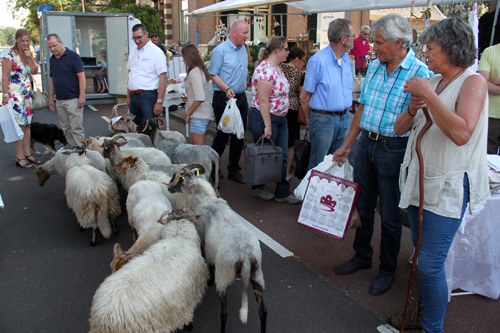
[1,104,498,333]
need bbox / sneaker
[274,194,300,204]
[389,298,424,330]
[250,188,274,201]
[227,172,244,183]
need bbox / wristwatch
[157,99,163,104]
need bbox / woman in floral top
[1,28,39,168]
[248,36,300,205]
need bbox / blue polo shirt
[208,38,248,94]
[49,47,84,100]
[303,46,353,112]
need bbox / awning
[190,0,301,16]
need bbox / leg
[211,94,230,159]
[250,279,267,333]
[327,113,350,155]
[191,133,206,145]
[271,115,291,199]
[307,112,334,171]
[65,99,85,146]
[227,95,248,174]
[218,290,228,333]
[55,99,75,146]
[487,117,500,154]
[189,118,209,145]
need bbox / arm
[210,74,235,99]
[478,70,500,95]
[394,94,426,135]
[332,104,365,162]
[404,75,487,146]
[154,72,168,116]
[48,77,55,111]
[257,79,273,139]
[299,89,312,125]
[184,101,203,124]
[77,72,86,108]
[25,49,38,75]
[2,57,12,105]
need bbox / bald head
[229,20,249,47]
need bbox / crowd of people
[1,12,497,333]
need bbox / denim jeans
[352,135,408,274]
[211,93,248,174]
[129,90,158,125]
[407,175,469,333]
[248,107,291,199]
[307,111,350,171]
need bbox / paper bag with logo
[297,170,360,240]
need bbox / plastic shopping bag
[217,98,245,139]
[0,100,24,143]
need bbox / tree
[125,4,164,41]
[0,27,18,47]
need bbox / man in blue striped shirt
[300,19,354,171]
[333,14,431,297]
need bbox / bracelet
[2,94,8,98]
[407,108,416,117]
[225,87,230,93]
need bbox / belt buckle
[369,131,380,141]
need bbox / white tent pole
[491,0,500,45]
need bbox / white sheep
[139,118,220,194]
[90,209,209,333]
[167,165,267,332]
[113,155,189,210]
[110,180,172,272]
[81,135,146,155]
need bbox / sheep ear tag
[195,170,200,176]
[180,175,184,180]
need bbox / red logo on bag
[319,195,337,212]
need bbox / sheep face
[111,114,137,133]
[165,164,205,194]
[110,243,137,273]
[34,165,51,186]
[113,156,138,175]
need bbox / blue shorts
[189,118,211,134]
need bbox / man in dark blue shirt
[46,33,86,146]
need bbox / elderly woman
[1,28,40,168]
[281,47,306,180]
[248,36,299,204]
[94,48,107,93]
[391,18,490,332]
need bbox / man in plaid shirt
[332,13,431,296]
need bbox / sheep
[34,146,106,186]
[110,180,172,272]
[166,165,267,333]
[113,155,189,210]
[89,209,209,333]
[139,117,220,194]
[111,132,153,147]
[141,117,187,143]
[81,135,145,155]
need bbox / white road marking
[87,105,98,112]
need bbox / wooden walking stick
[400,107,433,332]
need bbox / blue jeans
[307,111,350,171]
[248,107,291,199]
[211,93,248,174]
[407,175,469,333]
[352,135,408,274]
[129,90,158,125]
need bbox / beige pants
[55,98,85,147]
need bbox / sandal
[25,155,41,164]
[16,158,33,168]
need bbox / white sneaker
[275,194,301,205]
[250,188,274,201]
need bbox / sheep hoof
[79,227,85,232]
[183,323,193,331]
[89,240,96,247]
[207,277,215,287]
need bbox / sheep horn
[184,163,206,175]
[158,210,173,225]
[138,119,150,133]
[163,169,183,187]
[154,117,164,127]
[113,135,128,145]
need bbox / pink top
[350,36,370,69]
[251,60,290,116]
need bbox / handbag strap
[256,134,278,152]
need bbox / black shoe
[369,273,394,296]
[335,257,372,275]
[227,172,244,184]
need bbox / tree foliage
[125,4,165,41]
[0,27,19,47]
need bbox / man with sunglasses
[127,24,168,125]
[350,25,371,76]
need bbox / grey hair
[360,25,371,33]
[371,13,413,49]
[328,19,352,44]
[46,33,61,43]
[419,18,476,68]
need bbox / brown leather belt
[361,130,407,141]
[311,108,348,116]
[130,89,147,95]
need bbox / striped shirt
[359,48,431,137]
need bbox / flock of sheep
[32,114,267,332]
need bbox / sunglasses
[131,34,145,41]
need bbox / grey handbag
[244,135,283,185]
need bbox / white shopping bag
[217,98,245,139]
[0,100,24,143]
[294,155,353,200]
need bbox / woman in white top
[181,44,214,145]
[392,18,490,333]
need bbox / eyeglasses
[131,34,145,41]
[362,33,370,36]
[344,34,356,38]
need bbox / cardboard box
[85,77,95,93]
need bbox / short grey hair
[46,33,61,42]
[360,25,371,33]
[371,13,412,49]
[419,18,476,68]
[328,19,352,44]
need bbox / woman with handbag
[180,44,214,146]
[282,47,306,181]
[248,36,300,204]
[1,28,40,168]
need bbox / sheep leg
[89,227,97,246]
[112,218,119,235]
[208,264,215,286]
[218,291,228,333]
[183,323,193,331]
[251,280,267,333]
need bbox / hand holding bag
[217,97,245,139]
[0,100,24,143]
[244,135,283,185]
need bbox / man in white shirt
[127,24,168,125]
